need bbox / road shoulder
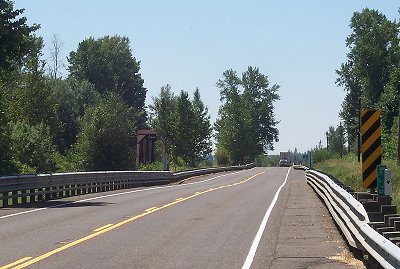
[252,169,365,269]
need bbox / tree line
[0,1,280,175]
[318,8,400,161]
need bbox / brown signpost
[360,109,382,189]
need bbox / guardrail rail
[306,169,400,269]
[0,163,255,208]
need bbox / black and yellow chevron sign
[360,109,382,189]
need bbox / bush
[138,161,163,171]
[74,94,136,171]
[256,154,279,167]
[215,145,231,166]
[312,148,339,163]
[315,154,400,213]
[9,120,57,173]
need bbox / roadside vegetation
[312,8,400,212]
[314,151,400,214]
[0,1,280,175]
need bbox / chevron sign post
[360,109,382,189]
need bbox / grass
[314,154,400,214]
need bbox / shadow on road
[0,200,113,210]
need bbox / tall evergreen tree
[149,84,176,169]
[150,86,212,168]
[192,88,212,164]
[173,90,196,166]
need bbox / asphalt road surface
[0,167,361,269]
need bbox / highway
[0,167,349,269]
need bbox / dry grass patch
[328,249,365,268]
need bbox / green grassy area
[314,155,400,213]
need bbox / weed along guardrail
[0,163,255,208]
[306,169,400,269]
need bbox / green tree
[0,0,39,175]
[347,9,399,106]
[0,0,39,76]
[0,87,16,175]
[5,37,61,138]
[327,125,345,155]
[382,117,398,159]
[215,144,231,166]
[215,67,280,164]
[74,94,136,171]
[68,35,147,127]
[242,66,280,155]
[192,88,212,164]
[9,120,57,173]
[149,84,177,169]
[173,90,196,166]
[336,63,362,152]
[149,86,213,168]
[337,8,400,144]
[215,69,243,163]
[52,78,100,152]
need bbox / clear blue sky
[14,0,399,154]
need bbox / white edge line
[242,167,291,269]
[0,170,245,220]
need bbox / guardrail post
[28,189,34,203]
[45,187,51,200]
[86,183,93,193]
[75,183,80,196]
[57,185,62,198]
[33,188,38,202]
[61,185,66,197]
[12,190,18,206]
[24,189,30,203]
[5,191,10,206]
[66,184,70,196]
[106,181,110,191]
[38,188,44,201]
[80,184,84,194]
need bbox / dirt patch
[328,249,366,269]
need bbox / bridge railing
[0,163,255,207]
[306,169,400,269]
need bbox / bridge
[0,167,364,268]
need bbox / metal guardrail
[0,163,255,207]
[306,169,400,269]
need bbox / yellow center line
[145,207,158,212]
[93,224,114,232]
[0,257,32,269]
[4,171,265,269]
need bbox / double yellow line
[1,171,265,269]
